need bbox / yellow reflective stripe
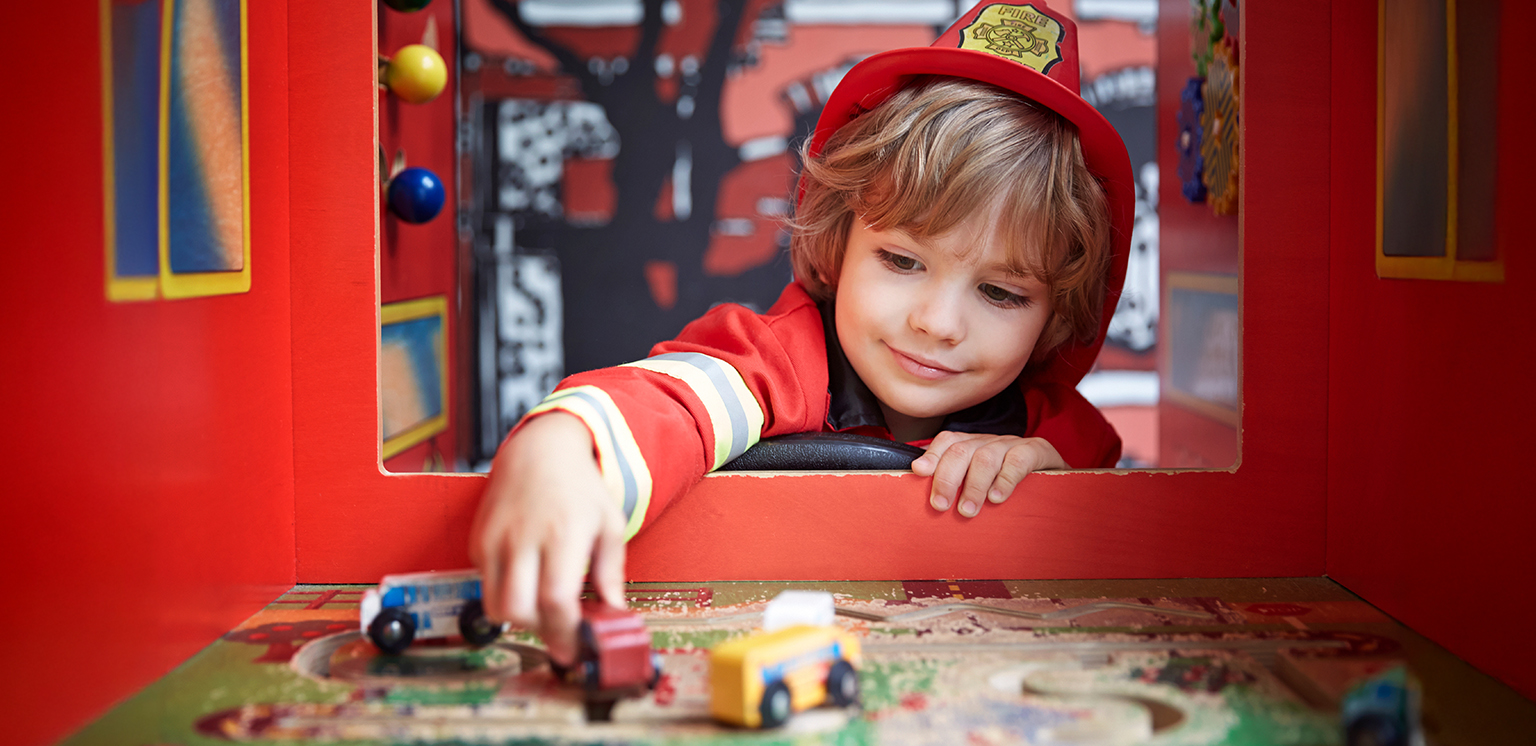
[622,358,733,469]
[527,385,652,540]
[622,352,765,470]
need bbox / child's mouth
[888,345,962,380]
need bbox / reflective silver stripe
[527,386,652,540]
[546,389,635,518]
[647,352,752,460]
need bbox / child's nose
[908,290,965,343]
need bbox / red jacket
[519,281,1120,541]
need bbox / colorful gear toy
[1201,40,1241,216]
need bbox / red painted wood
[1158,404,1238,470]
[292,1,1331,584]
[0,3,295,743]
[1326,0,1536,701]
[289,1,485,581]
[627,469,1313,581]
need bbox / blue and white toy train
[359,568,508,654]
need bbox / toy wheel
[458,599,505,647]
[1346,714,1405,746]
[826,660,859,707]
[368,608,416,655]
[759,681,792,728]
[577,621,599,658]
[581,659,602,693]
[584,698,617,722]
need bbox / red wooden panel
[292,2,1331,584]
[0,3,295,744]
[290,1,486,581]
[1326,0,1536,701]
[1158,403,1238,470]
[627,469,1314,581]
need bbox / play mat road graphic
[66,578,1456,745]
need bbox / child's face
[835,219,1052,437]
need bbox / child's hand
[469,412,628,666]
[910,432,1066,518]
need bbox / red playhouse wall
[10,2,1533,743]
[1326,0,1536,701]
[292,3,1330,584]
[0,2,296,744]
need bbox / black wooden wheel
[457,599,506,647]
[583,698,617,722]
[367,607,416,655]
[759,681,792,728]
[826,660,859,707]
[581,659,602,693]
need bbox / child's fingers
[474,534,507,621]
[538,540,590,666]
[911,430,976,476]
[985,441,1047,504]
[927,436,982,512]
[503,544,542,630]
[956,440,1016,516]
[590,516,628,611]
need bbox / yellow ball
[384,44,447,104]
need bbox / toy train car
[359,568,507,654]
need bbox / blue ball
[387,167,446,224]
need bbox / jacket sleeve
[1022,382,1123,469]
[507,285,827,541]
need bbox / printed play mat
[62,578,1506,744]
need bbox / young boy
[471,0,1133,664]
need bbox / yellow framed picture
[157,0,252,299]
[102,0,164,302]
[1163,272,1240,427]
[1376,0,1501,282]
[380,296,450,461]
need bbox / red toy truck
[555,602,663,721]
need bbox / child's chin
[881,393,968,421]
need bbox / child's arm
[470,284,829,661]
[910,432,1068,517]
[469,412,629,665]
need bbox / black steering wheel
[716,432,925,471]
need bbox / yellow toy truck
[709,625,861,728]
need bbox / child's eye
[980,283,1031,308]
[876,249,922,272]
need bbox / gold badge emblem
[959,3,1065,74]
